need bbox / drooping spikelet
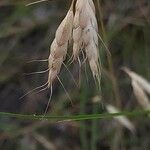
[123,67,150,110]
[132,80,150,110]
[123,67,150,95]
[72,0,100,81]
[106,105,135,133]
[48,0,100,87]
[48,2,74,87]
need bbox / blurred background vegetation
[0,0,150,150]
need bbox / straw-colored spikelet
[123,67,150,110]
[47,0,100,87]
[106,105,135,132]
[132,80,150,110]
[72,0,100,81]
[48,2,74,87]
[123,67,150,94]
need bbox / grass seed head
[55,9,74,46]
[123,67,150,95]
[72,0,100,82]
[48,2,74,87]
[88,0,96,13]
[106,105,135,133]
[48,0,100,87]
[132,80,150,110]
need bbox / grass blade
[0,110,149,121]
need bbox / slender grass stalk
[0,110,149,121]
[96,1,122,150]
[143,28,150,79]
[80,84,89,150]
[91,103,99,150]
[96,0,121,108]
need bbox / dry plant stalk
[123,67,150,110]
[106,105,135,133]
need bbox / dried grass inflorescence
[48,1,74,87]
[73,0,100,79]
[106,105,135,133]
[123,67,150,110]
[47,0,101,87]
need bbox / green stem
[79,85,89,150]
[91,103,99,150]
[0,110,149,121]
